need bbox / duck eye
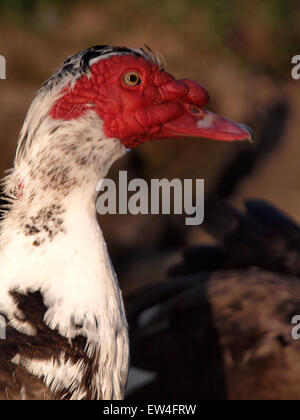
[123,71,142,87]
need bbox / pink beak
[161,108,253,142]
[156,78,253,143]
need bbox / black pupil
[129,74,138,83]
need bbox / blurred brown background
[0,0,300,293]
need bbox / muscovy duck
[0,45,251,400]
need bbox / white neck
[0,111,129,399]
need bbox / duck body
[127,200,300,400]
[0,113,128,400]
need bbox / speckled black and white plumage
[0,46,146,400]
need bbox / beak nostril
[189,105,201,114]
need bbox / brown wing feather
[0,290,93,400]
